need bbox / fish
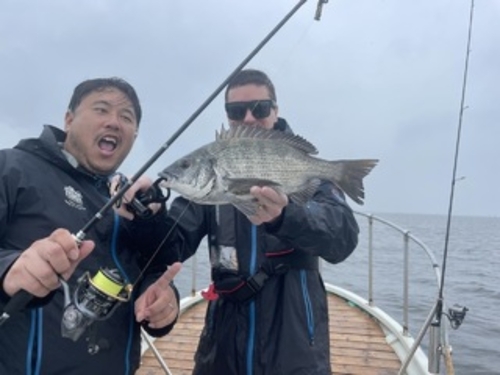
[158,124,378,216]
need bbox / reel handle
[126,178,170,219]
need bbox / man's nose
[243,108,255,123]
[104,111,121,129]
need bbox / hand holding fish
[247,186,289,225]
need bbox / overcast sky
[0,0,498,217]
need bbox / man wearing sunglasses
[169,69,359,374]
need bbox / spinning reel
[60,268,132,342]
[60,177,170,342]
[445,304,468,330]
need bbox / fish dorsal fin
[217,123,318,155]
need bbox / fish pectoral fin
[227,178,280,196]
[232,199,259,217]
[289,179,322,205]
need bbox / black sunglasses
[225,100,275,121]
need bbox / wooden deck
[137,293,401,375]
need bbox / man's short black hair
[68,77,142,125]
[225,69,277,102]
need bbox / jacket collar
[15,124,111,184]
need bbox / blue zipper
[246,224,258,375]
[25,310,36,375]
[300,271,315,345]
[110,212,134,375]
[25,307,43,375]
[34,308,43,375]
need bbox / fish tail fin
[329,159,378,205]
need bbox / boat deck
[137,292,401,375]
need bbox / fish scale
[222,141,318,183]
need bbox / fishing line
[132,201,193,287]
[268,1,331,95]
[269,18,315,79]
[0,0,315,326]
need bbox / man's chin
[86,163,118,177]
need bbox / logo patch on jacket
[64,186,86,210]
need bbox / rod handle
[0,289,33,325]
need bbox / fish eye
[179,159,191,169]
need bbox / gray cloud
[1,0,498,217]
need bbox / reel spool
[61,268,132,342]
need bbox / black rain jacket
[168,119,359,375]
[0,125,181,375]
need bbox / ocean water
[174,212,500,375]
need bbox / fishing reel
[128,178,170,219]
[445,304,468,329]
[60,268,132,342]
[114,175,170,219]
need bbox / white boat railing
[349,211,452,375]
[352,211,443,333]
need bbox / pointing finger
[154,262,182,290]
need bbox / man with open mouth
[0,77,182,375]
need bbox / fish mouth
[158,171,175,187]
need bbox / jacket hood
[15,125,72,172]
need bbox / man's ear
[64,111,73,131]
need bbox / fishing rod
[0,0,315,337]
[315,0,329,20]
[398,1,474,374]
[428,0,474,371]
